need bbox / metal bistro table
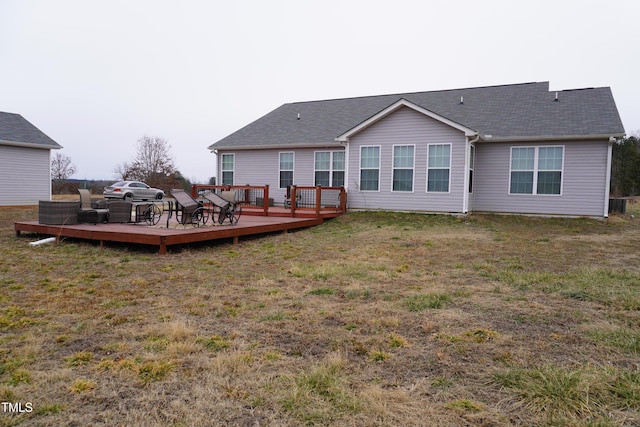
[131,201,166,226]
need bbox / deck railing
[192,184,270,215]
[286,185,347,217]
[191,184,347,217]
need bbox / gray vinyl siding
[472,140,609,216]
[217,147,345,205]
[0,145,51,206]
[346,106,467,213]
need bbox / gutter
[477,133,625,143]
[0,139,63,150]
[210,142,344,153]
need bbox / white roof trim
[335,98,477,142]
[0,139,62,150]
[479,133,625,142]
[211,142,344,153]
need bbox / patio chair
[170,189,209,227]
[107,201,132,223]
[284,185,302,209]
[203,190,242,225]
[77,189,108,224]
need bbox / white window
[332,151,345,187]
[314,151,345,187]
[221,153,234,185]
[359,146,380,191]
[392,145,414,192]
[510,146,563,195]
[279,152,294,188]
[537,147,564,195]
[427,144,451,192]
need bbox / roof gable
[336,98,477,142]
[209,82,625,151]
[0,112,62,149]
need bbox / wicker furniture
[77,189,108,223]
[107,201,132,223]
[38,200,79,225]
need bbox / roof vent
[554,92,559,102]
[297,113,300,120]
[460,96,464,105]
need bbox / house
[208,82,625,217]
[0,112,62,206]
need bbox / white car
[103,181,164,201]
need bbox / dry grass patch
[1,207,640,425]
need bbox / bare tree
[113,162,133,181]
[51,152,77,181]
[114,136,185,191]
[51,152,78,194]
[131,135,176,182]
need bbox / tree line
[611,135,640,197]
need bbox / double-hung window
[392,145,414,191]
[510,146,563,195]
[537,147,563,194]
[427,144,451,192]
[332,152,345,187]
[221,153,234,185]
[314,151,345,187]
[279,152,294,188]
[359,146,380,191]
[315,152,331,186]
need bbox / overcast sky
[1,0,638,182]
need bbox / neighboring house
[0,112,62,206]
[208,82,625,217]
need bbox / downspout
[338,138,349,198]
[48,150,53,201]
[603,137,615,218]
[463,133,480,214]
[212,149,219,185]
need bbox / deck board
[15,214,324,254]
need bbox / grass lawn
[1,201,639,426]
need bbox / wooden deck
[14,213,324,254]
[240,206,345,219]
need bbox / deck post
[315,186,321,216]
[263,185,269,216]
[340,187,347,213]
[159,236,167,255]
[290,186,297,217]
[244,186,250,205]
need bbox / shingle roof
[0,111,62,149]
[209,82,625,150]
